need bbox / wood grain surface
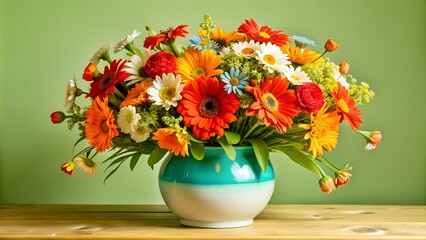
[0,204,425,239]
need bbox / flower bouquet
[51,15,381,193]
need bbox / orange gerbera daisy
[152,127,189,156]
[85,97,118,152]
[177,75,240,140]
[245,77,299,133]
[120,81,152,108]
[198,27,244,46]
[280,45,323,65]
[331,82,362,130]
[299,104,340,159]
[176,49,223,84]
[238,19,288,46]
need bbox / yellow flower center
[191,67,206,78]
[198,41,209,47]
[259,31,271,39]
[261,93,278,112]
[337,99,349,113]
[160,86,176,101]
[230,77,239,86]
[263,54,276,65]
[241,47,254,55]
[291,74,300,81]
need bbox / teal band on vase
[159,146,275,184]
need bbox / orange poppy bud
[324,38,340,52]
[339,61,350,75]
[319,175,336,194]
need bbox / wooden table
[0,204,425,239]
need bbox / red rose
[144,51,176,79]
[296,83,325,114]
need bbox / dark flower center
[199,97,219,118]
[98,72,115,89]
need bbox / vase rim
[203,145,252,149]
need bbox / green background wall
[0,0,425,205]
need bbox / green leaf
[189,141,205,160]
[187,132,204,143]
[247,139,269,173]
[217,137,236,160]
[129,152,143,171]
[224,131,241,145]
[104,160,125,184]
[148,147,169,169]
[272,146,321,177]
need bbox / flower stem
[239,120,261,144]
[312,50,327,63]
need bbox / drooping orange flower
[152,127,189,156]
[319,175,336,194]
[85,97,118,152]
[280,45,324,65]
[177,75,240,140]
[120,81,152,108]
[238,19,289,46]
[335,171,352,188]
[299,104,340,159]
[245,77,299,133]
[176,49,223,84]
[198,27,244,46]
[331,82,363,130]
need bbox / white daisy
[73,156,98,175]
[65,76,77,108]
[283,65,312,85]
[124,48,153,86]
[117,106,141,134]
[130,124,152,143]
[232,40,260,58]
[90,43,111,64]
[332,64,350,89]
[114,30,141,53]
[147,73,185,110]
[256,42,290,73]
[219,46,233,58]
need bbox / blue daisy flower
[220,68,249,95]
[290,35,316,48]
[187,36,220,53]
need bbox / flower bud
[50,111,66,124]
[339,61,350,75]
[61,161,74,175]
[324,38,340,52]
[82,63,98,81]
[358,130,382,150]
[319,175,336,194]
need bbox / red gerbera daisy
[177,75,240,140]
[144,25,188,49]
[144,34,167,49]
[238,19,289,47]
[245,77,299,133]
[167,24,188,39]
[331,82,362,130]
[86,59,130,99]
